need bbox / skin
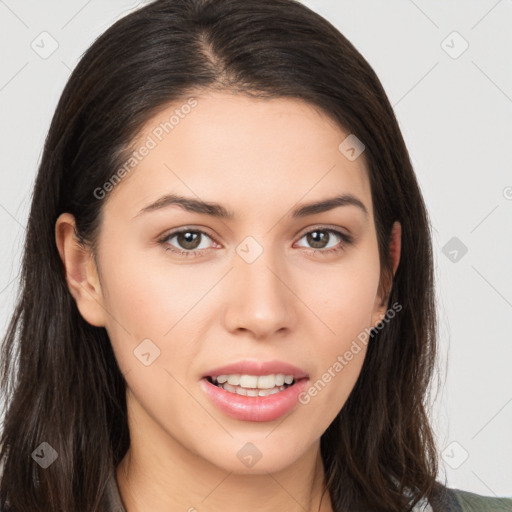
[55,90,401,512]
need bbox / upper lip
[202,360,309,379]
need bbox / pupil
[308,230,328,249]
[179,231,200,250]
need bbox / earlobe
[55,213,107,327]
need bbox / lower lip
[200,377,309,422]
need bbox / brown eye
[296,228,352,254]
[173,231,203,250]
[159,228,217,258]
[304,230,331,249]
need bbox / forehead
[104,91,373,222]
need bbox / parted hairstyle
[0,0,445,510]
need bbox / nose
[223,246,296,339]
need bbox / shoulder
[431,483,512,512]
[103,468,127,512]
[450,488,512,512]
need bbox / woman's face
[64,91,399,474]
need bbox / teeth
[214,373,296,389]
[219,382,287,396]
[275,374,285,386]
[227,375,240,385]
[240,375,258,388]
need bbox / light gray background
[1,0,511,498]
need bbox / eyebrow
[134,193,368,220]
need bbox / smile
[201,375,309,422]
[207,373,296,396]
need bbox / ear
[55,213,107,327]
[371,220,401,327]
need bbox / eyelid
[158,225,218,240]
[157,226,220,248]
[158,224,354,257]
[159,224,351,243]
[295,223,352,239]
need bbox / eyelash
[157,226,354,259]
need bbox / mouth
[200,373,310,422]
[205,374,301,397]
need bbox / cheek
[98,241,223,378]
[99,241,209,334]
[119,357,217,459]
[296,247,380,414]
[303,243,381,342]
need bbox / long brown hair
[0,1,442,510]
